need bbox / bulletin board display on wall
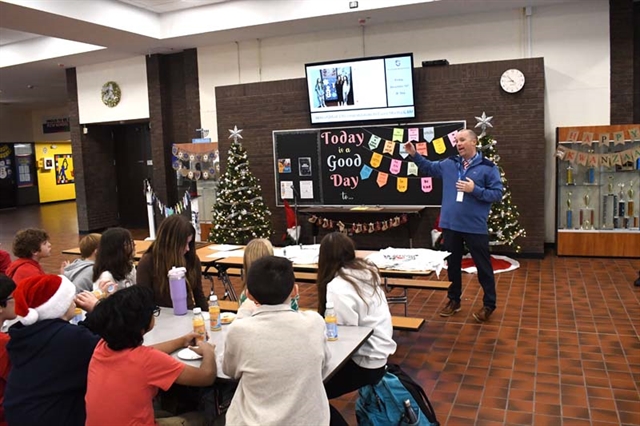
[272,121,465,207]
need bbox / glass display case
[556,125,639,257]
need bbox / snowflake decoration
[474,112,493,137]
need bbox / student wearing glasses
[85,286,216,425]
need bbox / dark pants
[443,228,496,310]
[325,359,386,426]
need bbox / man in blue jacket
[404,129,503,322]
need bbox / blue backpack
[356,365,439,426]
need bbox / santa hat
[14,274,76,325]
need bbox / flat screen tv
[305,53,415,125]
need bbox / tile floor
[1,201,639,425]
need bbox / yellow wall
[35,142,76,203]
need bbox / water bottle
[403,399,419,425]
[209,295,221,332]
[192,308,206,343]
[168,267,188,316]
[325,301,338,341]
[70,308,83,325]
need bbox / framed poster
[54,154,74,184]
[43,157,54,170]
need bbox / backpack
[387,364,439,425]
[356,365,439,426]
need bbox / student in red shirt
[85,286,217,426]
[0,246,10,275]
[0,275,17,426]
[6,229,55,283]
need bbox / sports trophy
[566,164,575,185]
[602,176,616,229]
[628,181,637,228]
[586,150,596,184]
[566,191,573,229]
[580,189,594,230]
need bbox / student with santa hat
[0,275,17,426]
[3,274,100,426]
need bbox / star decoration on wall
[475,111,493,137]
[228,125,243,142]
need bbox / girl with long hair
[316,232,396,424]
[136,215,208,310]
[92,227,136,292]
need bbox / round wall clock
[499,69,525,93]
[101,81,122,107]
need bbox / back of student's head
[0,274,16,308]
[318,232,356,270]
[12,228,49,259]
[79,233,101,259]
[246,256,294,305]
[93,227,134,281]
[243,239,274,274]
[90,286,156,351]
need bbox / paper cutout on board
[599,133,610,146]
[433,137,446,154]
[370,152,382,168]
[447,131,458,147]
[613,131,626,145]
[416,143,427,156]
[407,162,418,176]
[629,128,639,142]
[397,177,408,193]
[376,172,388,187]
[360,165,373,179]
[368,135,381,150]
[398,143,409,159]
[581,132,594,145]
[423,127,434,143]
[421,177,433,193]
[383,140,395,155]
[408,128,419,142]
[392,128,404,142]
[280,181,293,199]
[389,159,402,175]
[300,180,314,199]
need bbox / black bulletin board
[273,121,465,207]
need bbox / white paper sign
[300,180,314,199]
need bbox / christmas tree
[208,126,272,244]
[475,112,526,252]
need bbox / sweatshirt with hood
[4,319,99,426]
[5,258,45,284]
[63,258,95,293]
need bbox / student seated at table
[6,228,62,283]
[0,274,17,426]
[316,232,397,426]
[63,233,101,294]
[223,256,330,425]
[236,239,299,318]
[85,286,217,426]
[4,274,100,426]
[92,227,136,293]
[137,215,208,310]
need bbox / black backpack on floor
[386,364,440,426]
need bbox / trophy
[586,149,595,184]
[628,180,637,228]
[580,189,594,230]
[566,164,575,185]
[618,183,626,218]
[602,176,616,229]
[566,191,573,229]
[607,176,614,194]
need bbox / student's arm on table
[174,340,217,386]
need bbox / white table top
[143,308,373,382]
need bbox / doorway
[113,123,152,228]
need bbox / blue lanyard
[458,154,478,180]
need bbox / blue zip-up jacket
[412,152,503,235]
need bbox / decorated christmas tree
[208,126,272,244]
[475,112,526,252]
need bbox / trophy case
[555,125,640,257]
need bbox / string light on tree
[475,113,526,252]
[208,126,272,244]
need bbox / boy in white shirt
[223,256,330,426]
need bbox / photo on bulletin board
[299,157,312,176]
[54,154,74,185]
[43,157,54,170]
[278,158,291,173]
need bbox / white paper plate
[177,348,203,360]
[221,312,236,324]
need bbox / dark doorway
[0,144,17,210]
[113,123,152,228]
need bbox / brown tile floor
[1,201,639,425]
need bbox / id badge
[456,191,464,202]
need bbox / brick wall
[609,0,635,124]
[216,58,546,255]
[66,68,119,232]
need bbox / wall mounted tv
[305,53,415,125]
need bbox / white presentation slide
[385,56,414,107]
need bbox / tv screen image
[306,53,415,125]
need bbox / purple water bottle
[168,266,188,316]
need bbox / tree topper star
[228,125,243,142]
[474,112,493,137]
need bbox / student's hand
[403,142,417,157]
[456,177,475,193]
[189,341,216,357]
[97,278,116,295]
[59,260,70,274]
[75,291,99,313]
[180,332,200,348]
